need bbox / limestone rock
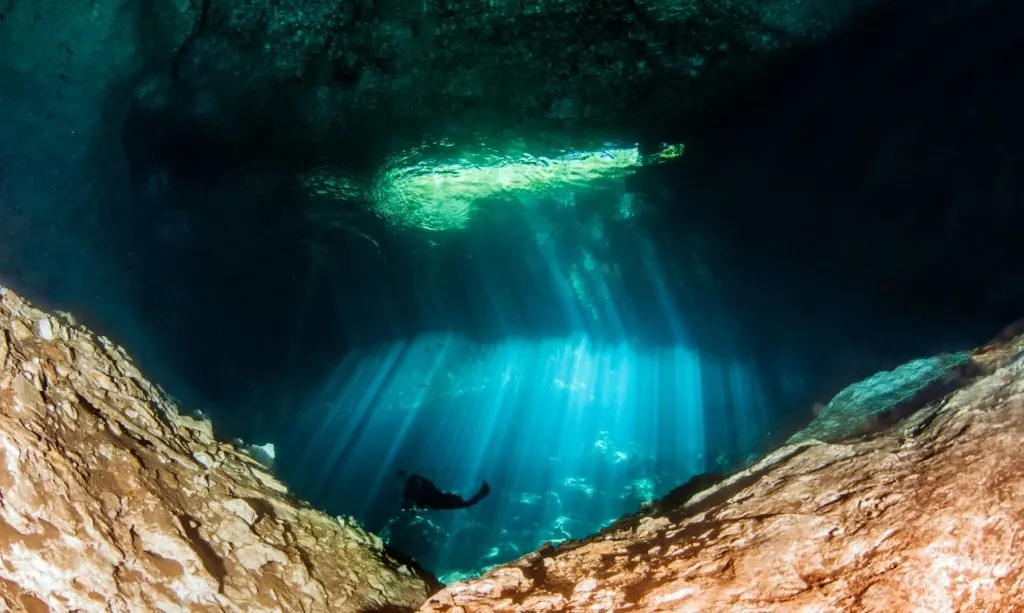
[787,350,974,444]
[420,328,1024,611]
[0,286,437,612]
[133,0,887,161]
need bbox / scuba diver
[398,470,491,511]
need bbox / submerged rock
[420,330,1024,611]
[0,287,437,612]
[787,350,975,444]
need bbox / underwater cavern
[2,0,1024,609]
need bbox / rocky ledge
[421,324,1024,611]
[0,286,437,612]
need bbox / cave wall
[647,0,1024,332]
[135,0,885,164]
[0,0,198,398]
[0,285,438,611]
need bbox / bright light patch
[371,141,684,231]
[282,331,769,579]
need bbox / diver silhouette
[398,470,491,511]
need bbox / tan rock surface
[0,287,438,612]
[421,328,1024,612]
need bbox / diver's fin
[466,481,491,506]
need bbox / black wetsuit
[402,474,490,511]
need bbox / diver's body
[399,471,490,511]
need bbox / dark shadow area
[634,0,1024,335]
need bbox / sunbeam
[282,331,771,580]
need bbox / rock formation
[128,0,884,159]
[420,324,1024,611]
[0,286,438,612]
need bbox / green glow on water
[371,141,684,231]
